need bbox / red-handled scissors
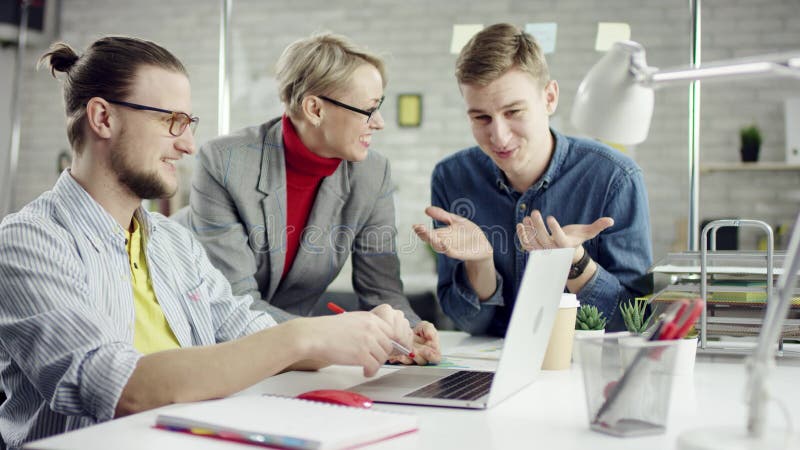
[658,298,704,340]
[593,298,705,425]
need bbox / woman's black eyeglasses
[106,99,199,136]
[319,95,385,123]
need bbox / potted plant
[576,305,606,333]
[620,298,654,335]
[672,326,699,375]
[573,305,606,364]
[616,298,658,369]
[740,124,762,162]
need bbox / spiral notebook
[155,395,418,450]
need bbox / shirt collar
[492,128,568,194]
[54,170,157,245]
[134,205,156,239]
[541,128,569,188]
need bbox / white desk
[25,332,800,450]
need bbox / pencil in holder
[576,332,680,437]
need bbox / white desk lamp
[571,41,800,449]
[572,40,800,146]
[572,41,800,250]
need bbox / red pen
[326,302,415,358]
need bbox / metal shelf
[651,250,787,276]
[647,219,800,356]
[700,162,800,173]
[652,283,800,297]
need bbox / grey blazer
[181,117,420,324]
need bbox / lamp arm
[636,54,800,88]
[628,48,659,84]
[746,211,800,437]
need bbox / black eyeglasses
[106,99,199,136]
[319,95,385,123]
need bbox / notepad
[155,395,418,450]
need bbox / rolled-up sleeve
[430,167,503,335]
[580,168,653,329]
[0,219,141,421]
[438,259,504,335]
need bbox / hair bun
[39,42,79,76]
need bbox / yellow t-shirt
[126,217,180,354]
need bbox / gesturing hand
[413,206,493,262]
[516,210,613,256]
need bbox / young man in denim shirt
[414,23,653,336]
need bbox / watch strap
[568,249,591,279]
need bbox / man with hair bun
[414,23,653,336]
[180,32,440,365]
[0,36,414,447]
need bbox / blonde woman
[183,33,439,364]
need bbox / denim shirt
[431,130,653,336]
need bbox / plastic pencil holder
[576,332,680,437]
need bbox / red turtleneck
[281,115,341,279]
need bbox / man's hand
[516,210,613,261]
[390,321,441,366]
[300,313,396,377]
[413,206,493,262]
[415,205,498,301]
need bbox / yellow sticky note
[397,94,422,127]
[595,22,631,52]
[450,24,483,54]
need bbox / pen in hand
[326,302,415,359]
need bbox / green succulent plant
[620,298,654,334]
[740,124,762,148]
[575,305,607,331]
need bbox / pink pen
[326,302,415,358]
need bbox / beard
[110,128,176,200]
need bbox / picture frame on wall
[397,93,422,128]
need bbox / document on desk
[155,395,418,450]
[442,337,504,360]
[424,356,498,371]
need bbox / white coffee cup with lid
[542,293,579,370]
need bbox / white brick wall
[0,47,15,215]
[5,0,799,289]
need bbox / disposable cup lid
[560,293,579,309]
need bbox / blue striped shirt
[0,171,276,447]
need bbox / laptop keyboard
[404,370,495,401]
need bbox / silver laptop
[349,248,574,409]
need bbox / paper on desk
[412,356,498,372]
[442,337,504,361]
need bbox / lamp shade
[571,41,655,145]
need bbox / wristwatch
[569,249,591,279]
